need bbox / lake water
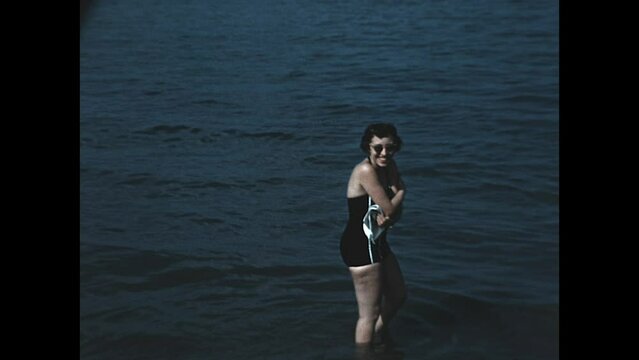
[80,0,559,359]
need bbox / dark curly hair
[359,123,403,154]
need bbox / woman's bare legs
[349,263,383,345]
[349,253,406,346]
[374,252,407,344]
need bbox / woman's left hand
[376,214,391,227]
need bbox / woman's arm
[390,189,405,211]
[358,163,399,218]
[389,160,406,212]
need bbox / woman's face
[368,136,397,168]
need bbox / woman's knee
[359,304,381,322]
[389,290,407,308]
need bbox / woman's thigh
[349,263,383,315]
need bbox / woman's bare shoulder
[353,158,374,173]
[351,160,376,181]
[346,160,374,195]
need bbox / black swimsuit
[340,193,393,267]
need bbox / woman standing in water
[340,123,407,347]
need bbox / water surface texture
[80,0,558,359]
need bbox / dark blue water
[80,0,558,359]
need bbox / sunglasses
[370,143,398,154]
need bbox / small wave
[285,70,307,78]
[182,180,254,190]
[454,181,557,205]
[101,227,126,233]
[494,117,558,131]
[301,219,331,230]
[143,90,163,96]
[120,266,226,292]
[191,98,226,105]
[81,245,182,280]
[81,333,201,360]
[310,51,333,60]
[497,94,558,107]
[134,125,200,135]
[303,156,338,166]
[190,217,225,225]
[233,264,344,278]
[239,131,296,141]
[282,278,353,293]
[434,160,477,170]
[256,177,286,186]
[183,180,233,189]
[402,166,443,178]
[320,103,375,116]
[116,173,154,185]
[162,137,183,143]
[85,305,161,323]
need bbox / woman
[340,123,407,347]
